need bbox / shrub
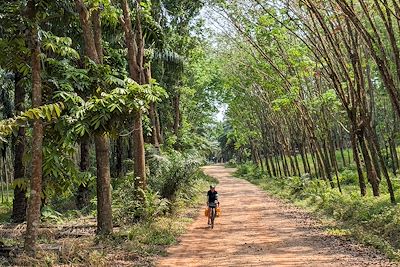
[113,174,169,224]
[147,151,201,201]
[225,159,237,167]
[340,169,358,185]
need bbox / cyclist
[207,185,220,225]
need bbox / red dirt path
[157,165,396,267]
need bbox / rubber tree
[75,0,113,235]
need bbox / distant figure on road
[207,185,219,225]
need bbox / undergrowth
[4,149,216,266]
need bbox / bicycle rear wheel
[211,208,216,229]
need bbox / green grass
[235,162,400,261]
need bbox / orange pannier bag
[216,207,221,217]
[204,208,209,217]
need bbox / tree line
[215,0,400,203]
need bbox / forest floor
[157,165,397,267]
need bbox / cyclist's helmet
[210,185,216,189]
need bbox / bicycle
[208,202,219,229]
[209,206,216,229]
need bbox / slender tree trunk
[133,111,146,189]
[264,154,272,177]
[269,154,276,177]
[263,146,272,176]
[288,150,297,176]
[392,115,400,170]
[24,0,43,254]
[275,153,282,177]
[154,105,163,144]
[11,72,27,223]
[173,94,180,137]
[389,138,398,174]
[338,128,347,168]
[315,149,325,179]
[299,144,309,174]
[322,140,334,188]
[281,151,289,176]
[304,144,312,175]
[350,129,367,196]
[358,131,380,196]
[293,150,301,176]
[310,146,319,178]
[144,62,160,150]
[367,125,396,203]
[328,132,342,193]
[149,103,160,148]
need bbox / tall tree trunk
[11,72,27,223]
[94,134,113,234]
[121,0,146,186]
[24,0,43,254]
[75,0,113,234]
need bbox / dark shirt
[207,190,218,204]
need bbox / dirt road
[157,165,395,267]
